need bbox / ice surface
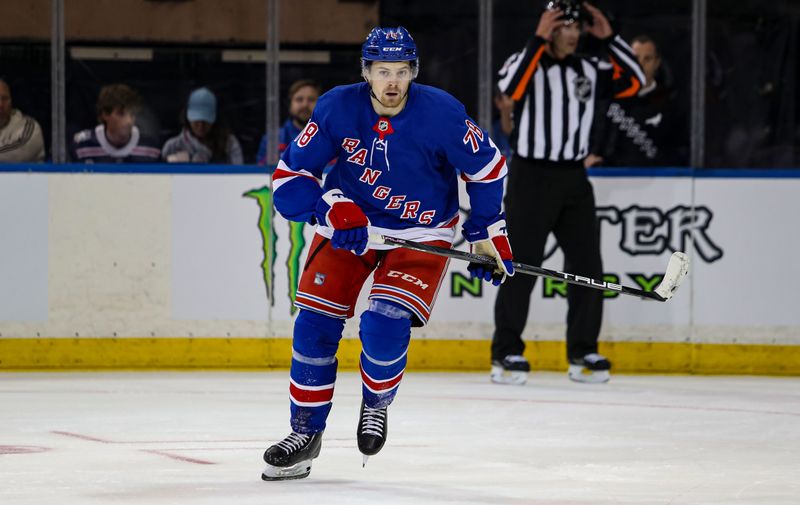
[1,371,798,505]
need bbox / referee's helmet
[545,0,591,25]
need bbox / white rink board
[0,172,798,344]
[0,174,49,322]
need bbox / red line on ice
[50,431,114,443]
[142,449,215,465]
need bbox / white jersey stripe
[462,143,503,181]
[610,36,647,86]
[547,65,564,161]
[497,50,526,93]
[273,159,321,192]
[275,159,319,179]
[314,221,456,251]
[577,60,597,159]
[562,66,580,160]
[532,70,545,159]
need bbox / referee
[490,0,645,385]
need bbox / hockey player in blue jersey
[262,26,515,481]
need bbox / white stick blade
[654,252,690,300]
[369,234,386,245]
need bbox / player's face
[289,85,319,123]
[632,41,661,85]
[102,107,136,143]
[552,23,580,56]
[366,61,413,108]
[189,120,212,139]
[0,81,12,128]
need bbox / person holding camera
[489,1,645,385]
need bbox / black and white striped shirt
[497,35,645,162]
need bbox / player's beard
[374,84,409,110]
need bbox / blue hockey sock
[359,301,412,409]
[288,310,344,433]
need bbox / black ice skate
[490,354,530,385]
[357,400,388,467]
[262,431,323,481]
[568,353,611,383]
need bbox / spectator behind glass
[603,35,677,167]
[71,84,161,163]
[256,79,321,168]
[0,77,45,163]
[162,87,243,164]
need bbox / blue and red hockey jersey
[272,82,507,246]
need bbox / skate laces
[360,406,387,437]
[276,432,310,454]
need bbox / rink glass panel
[0,2,51,162]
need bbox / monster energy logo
[243,186,307,315]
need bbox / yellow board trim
[1,338,799,375]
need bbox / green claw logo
[244,186,307,315]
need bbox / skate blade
[490,365,528,385]
[567,365,610,384]
[261,459,313,481]
[362,454,369,468]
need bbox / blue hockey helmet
[362,26,418,63]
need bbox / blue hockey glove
[462,216,515,286]
[315,189,370,255]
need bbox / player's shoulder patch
[73,129,94,144]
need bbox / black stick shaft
[378,235,666,302]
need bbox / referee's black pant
[492,155,604,363]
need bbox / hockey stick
[370,235,689,302]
